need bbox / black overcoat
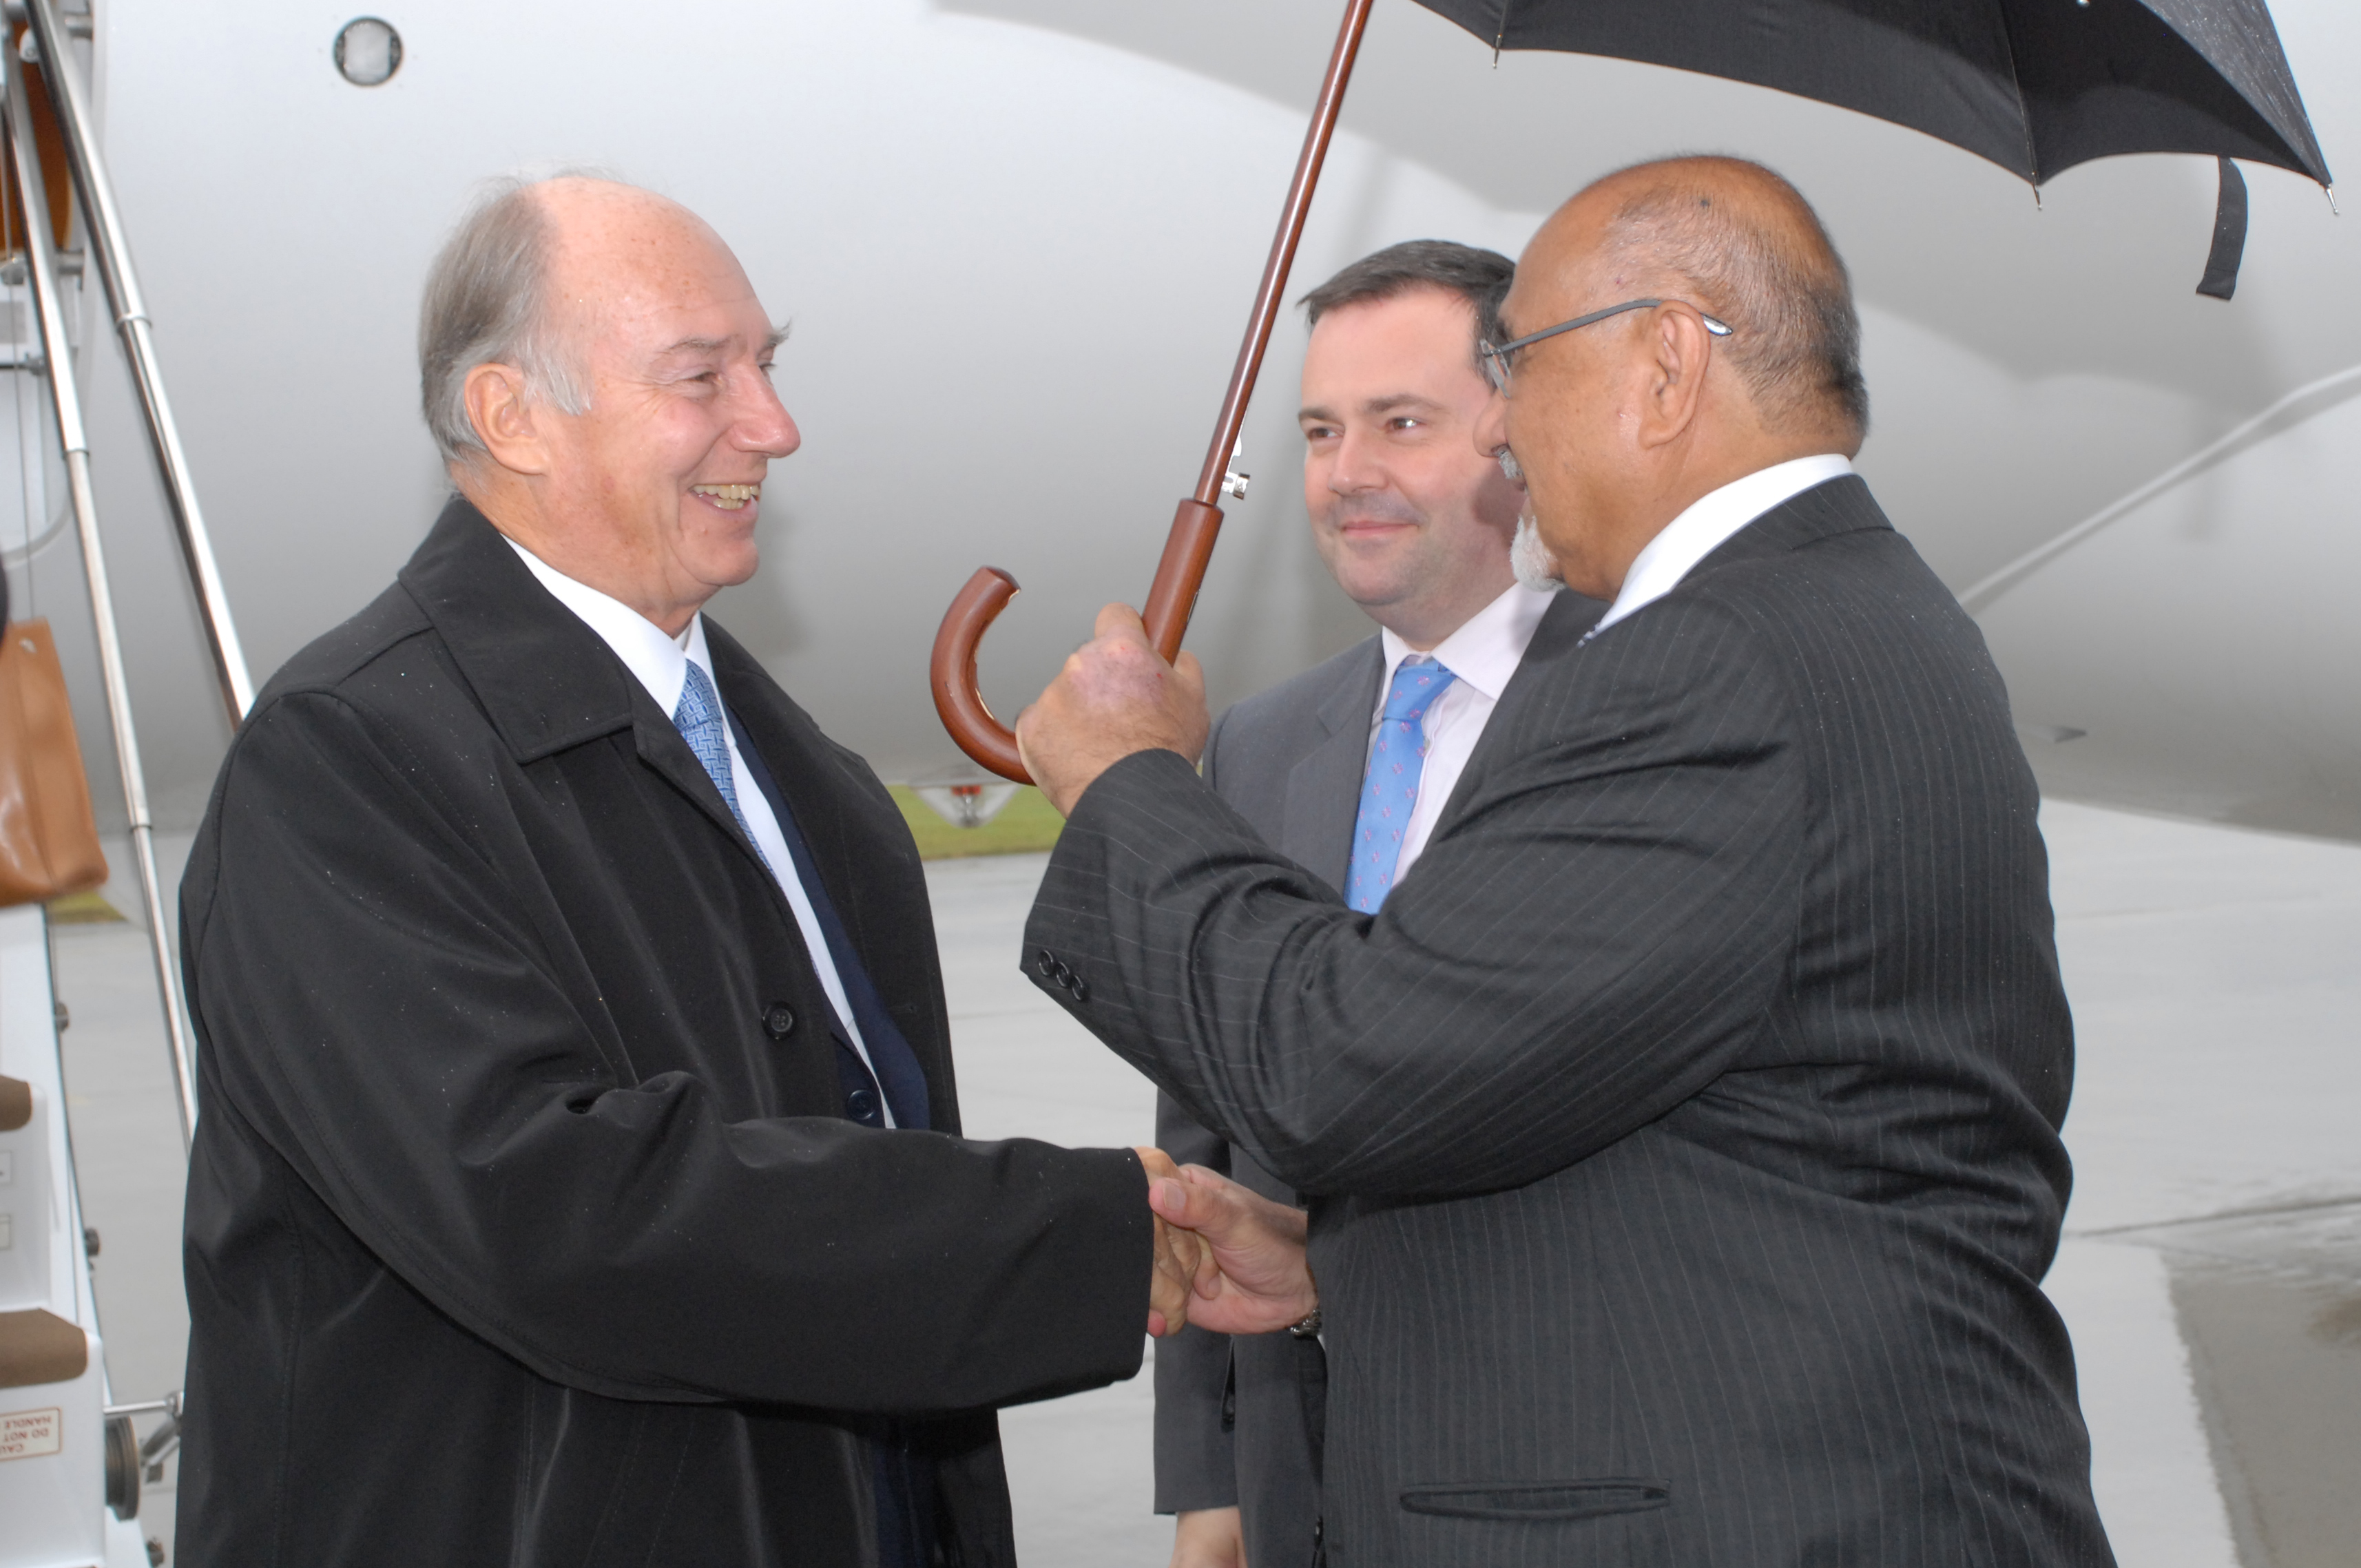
[1028,478,2114,1566]
[176,499,1150,1567]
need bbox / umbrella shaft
[1191,0,1374,508]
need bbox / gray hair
[1300,240,1515,361]
[417,174,601,465]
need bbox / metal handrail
[2,39,199,1148]
[22,0,253,721]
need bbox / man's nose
[736,375,802,459]
[1472,393,1509,465]
[1327,427,1384,493]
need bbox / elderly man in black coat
[174,175,1304,1568]
[1015,158,2114,1566]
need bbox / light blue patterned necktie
[673,660,767,866]
[1346,660,1458,914]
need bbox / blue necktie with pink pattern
[1346,660,1458,914]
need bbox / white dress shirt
[1372,581,1557,884]
[1590,454,1855,638]
[506,539,891,1120]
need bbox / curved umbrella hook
[929,0,1375,783]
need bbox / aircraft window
[333,18,402,87]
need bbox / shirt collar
[504,537,704,717]
[1591,453,1853,637]
[1376,581,1556,714]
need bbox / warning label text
[0,1405,62,1461]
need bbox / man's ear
[1632,307,1714,451]
[462,362,553,477]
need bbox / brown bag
[0,619,108,908]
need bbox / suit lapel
[1422,479,1884,836]
[1429,589,1605,835]
[397,496,637,762]
[699,625,958,1084]
[399,496,779,878]
[1282,638,1383,892]
[629,698,781,887]
[703,627,865,932]
[400,501,957,1122]
[703,624,961,1112]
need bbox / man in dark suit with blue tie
[172,174,1298,1568]
[1153,240,1605,1568]
[1018,157,2114,1565]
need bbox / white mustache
[1511,511,1563,594]
[1499,448,1559,590]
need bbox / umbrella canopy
[1417,0,2329,187]
[932,0,2333,782]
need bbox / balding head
[1599,158,1863,439]
[424,173,798,634]
[1473,158,1865,600]
[419,174,730,466]
[1537,157,1865,442]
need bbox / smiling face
[468,180,801,634]
[1298,287,1524,650]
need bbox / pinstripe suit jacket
[1026,477,2112,1566]
[1155,593,1606,1567]
[1149,634,1380,1566]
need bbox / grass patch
[46,890,125,925]
[889,784,1065,861]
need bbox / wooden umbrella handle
[929,565,1029,781]
[926,498,1223,785]
[929,0,1375,784]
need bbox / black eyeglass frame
[1479,297,1732,393]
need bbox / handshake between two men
[1136,1148,1318,1339]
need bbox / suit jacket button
[846,1087,878,1123]
[1052,961,1076,988]
[1034,948,1058,979]
[762,1003,796,1039]
[1070,976,1090,1003]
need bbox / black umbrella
[1442,1,2324,182]
[1431,0,2329,295]
[933,0,2331,780]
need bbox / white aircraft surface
[1,2,2356,1565]
[0,0,2351,840]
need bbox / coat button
[846,1087,878,1123]
[1034,948,1057,979]
[1052,961,1076,988]
[762,1003,795,1039]
[1070,976,1090,1003]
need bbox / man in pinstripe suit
[1019,156,2114,1565]
[1156,241,1605,1568]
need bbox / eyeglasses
[1479,298,1732,394]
